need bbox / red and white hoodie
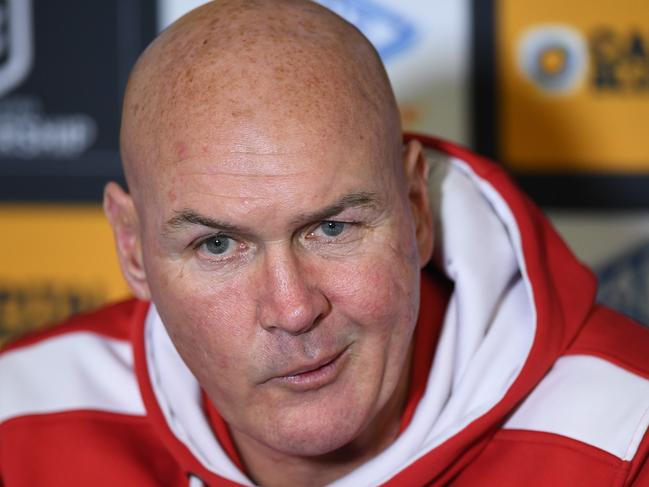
[2,136,649,486]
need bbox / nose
[257,244,330,336]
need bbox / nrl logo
[0,0,33,99]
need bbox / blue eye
[320,221,345,237]
[202,235,232,255]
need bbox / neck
[232,348,413,487]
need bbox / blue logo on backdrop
[597,241,649,327]
[316,0,416,62]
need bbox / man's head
[105,0,433,466]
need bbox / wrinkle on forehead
[177,169,309,179]
[120,0,401,205]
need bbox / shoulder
[0,299,149,427]
[566,305,649,378]
[504,306,649,481]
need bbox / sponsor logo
[315,0,416,61]
[0,281,105,345]
[518,24,649,96]
[0,0,34,98]
[518,25,588,94]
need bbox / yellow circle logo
[518,25,588,95]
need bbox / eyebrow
[164,210,241,235]
[289,191,382,227]
[163,191,382,236]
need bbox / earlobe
[402,140,434,267]
[103,182,151,300]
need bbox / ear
[103,182,151,300]
[403,139,434,267]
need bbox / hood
[133,134,597,486]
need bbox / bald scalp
[120,0,402,203]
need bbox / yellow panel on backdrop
[0,205,130,345]
[498,0,649,172]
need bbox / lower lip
[274,348,349,392]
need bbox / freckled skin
[104,1,434,486]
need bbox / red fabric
[566,305,649,380]
[452,429,630,487]
[0,411,186,487]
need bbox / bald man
[1,1,649,486]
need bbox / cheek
[319,221,421,391]
[146,260,257,394]
[323,230,420,335]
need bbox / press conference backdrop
[1,0,648,344]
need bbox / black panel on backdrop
[470,0,649,209]
[470,0,497,162]
[0,0,157,202]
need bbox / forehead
[143,57,395,190]
[159,116,392,211]
[153,65,384,159]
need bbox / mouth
[269,346,350,392]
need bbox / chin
[270,419,364,457]
[260,396,372,457]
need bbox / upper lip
[271,346,348,380]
